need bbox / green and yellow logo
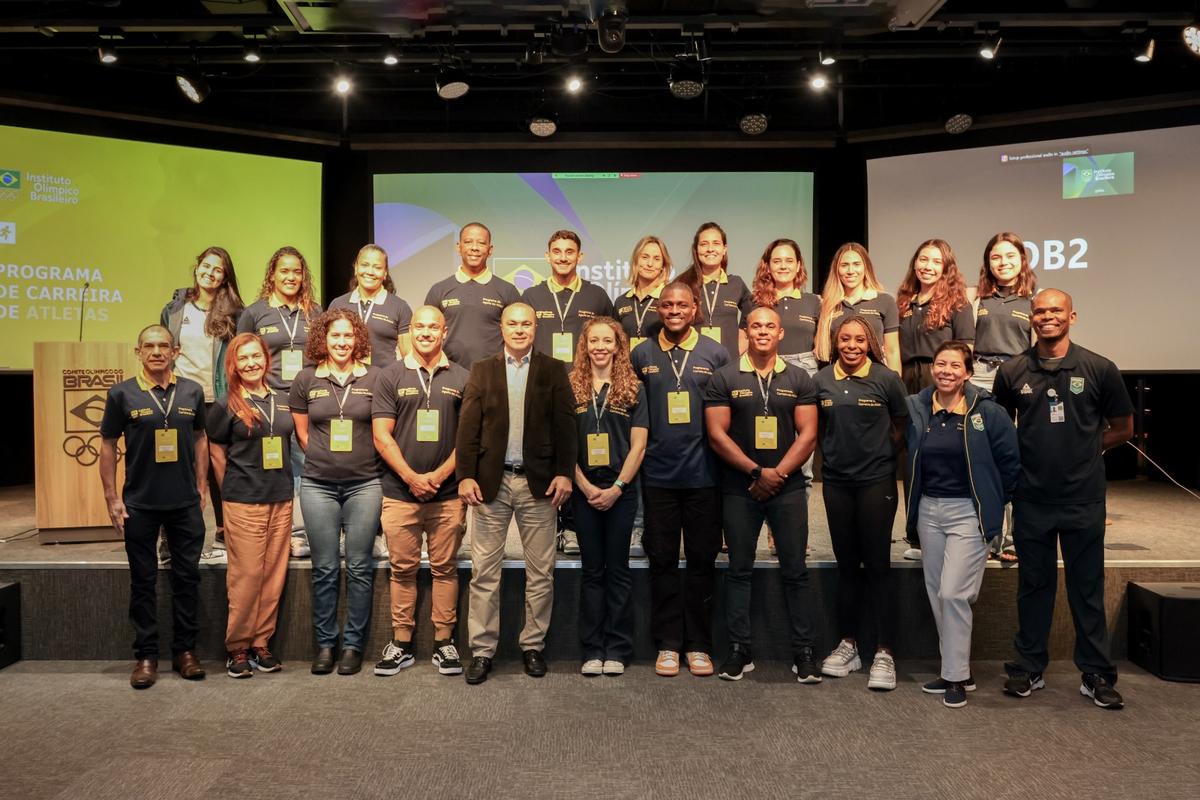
[0,170,20,189]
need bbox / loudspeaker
[1127,582,1200,682]
[0,581,20,669]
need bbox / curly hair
[223,332,273,431]
[977,232,1037,298]
[304,308,372,365]
[896,238,969,331]
[815,242,886,362]
[257,246,318,318]
[345,244,396,294]
[751,238,808,308]
[833,314,886,366]
[188,246,244,341]
[569,317,641,410]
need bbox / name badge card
[552,332,574,362]
[667,391,691,424]
[700,326,721,343]
[587,433,611,467]
[281,348,303,381]
[330,418,354,452]
[629,336,646,352]
[755,416,779,450]
[416,409,440,442]
[262,436,284,470]
[1050,400,1065,424]
[154,428,178,463]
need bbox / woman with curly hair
[569,317,648,676]
[895,239,975,395]
[814,243,902,374]
[289,308,382,677]
[751,238,821,376]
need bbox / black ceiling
[1,1,1198,142]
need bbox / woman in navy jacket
[905,340,1019,708]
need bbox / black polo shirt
[327,290,413,370]
[814,360,908,486]
[772,290,822,356]
[615,287,664,349]
[424,268,521,369]
[574,382,650,487]
[372,353,469,502]
[631,327,730,489]
[899,298,976,363]
[698,271,755,361]
[289,363,381,483]
[206,390,295,504]
[704,355,817,497]
[975,291,1032,358]
[993,342,1133,505]
[524,275,615,362]
[100,372,206,510]
[827,291,900,349]
[237,298,324,391]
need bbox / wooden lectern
[33,342,140,544]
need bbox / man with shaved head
[993,289,1134,709]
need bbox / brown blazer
[455,350,578,503]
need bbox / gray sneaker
[820,639,861,678]
[867,650,897,691]
[559,529,580,556]
[629,529,645,557]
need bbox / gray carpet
[2,659,1198,799]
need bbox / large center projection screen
[867,125,1199,372]
[373,172,814,308]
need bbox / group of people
[98,221,1134,712]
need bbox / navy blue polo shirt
[289,362,381,483]
[772,290,821,356]
[237,298,324,391]
[814,360,908,485]
[327,289,413,370]
[372,353,469,502]
[615,286,664,348]
[826,291,900,349]
[631,327,730,489]
[100,372,207,510]
[574,382,650,487]
[919,396,971,499]
[424,268,521,369]
[704,355,817,496]
[524,275,615,362]
[698,270,755,360]
[206,389,295,504]
[975,290,1032,358]
[899,298,975,363]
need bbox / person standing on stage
[328,244,413,369]
[704,307,820,683]
[424,222,521,370]
[815,243,901,374]
[206,333,294,678]
[290,309,382,677]
[677,222,754,361]
[160,245,244,555]
[456,302,576,684]
[570,317,648,676]
[631,282,730,678]
[905,341,1019,708]
[814,315,908,691]
[99,324,209,689]
[616,235,672,350]
[994,289,1133,710]
[896,238,975,395]
[371,306,470,677]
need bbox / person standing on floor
[456,302,576,684]
[704,307,820,683]
[677,221,755,361]
[327,243,413,369]
[371,306,470,677]
[905,341,1019,708]
[993,289,1133,710]
[814,315,908,691]
[206,333,294,678]
[99,324,209,689]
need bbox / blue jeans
[299,477,382,651]
[573,486,638,663]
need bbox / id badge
[755,415,779,450]
[700,325,722,343]
[281,348,303,381]
[154,428,178,463]
[262,435,284,470]
[629,336,646,352]
[416,409,440,442]
[587,433,611,467]
[667,391,691,424]
[330,418,354,452]
[1049,400,1065,424]
[552,332,574,362]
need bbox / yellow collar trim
[403,351,450,371]
[239,385,275,399]
[136,370,176,390]
[268,293,300,310]
[702,269,729,285]
[315,360,368,378]
[455,266,493,284]
[548,273,583,293]
[775,287,803,300]
[833,360,871,380]
[350,286,389,304]
[626,282,665,301]
[933,394,968,415]
[658,327,699,352]
[739,354,787,374]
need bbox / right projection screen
[867,124,1199,372]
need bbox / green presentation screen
[0,124,323,371]
[1062,152,1135,199]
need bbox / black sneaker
[1003,670,1045,698]
[922,676,976,694]
[718,644,754,681]
[249,646,281,673]
[373,641,415,676]
[226,650,253,679]
[1080,673,1124,709]
[432,640,463,675]
[943,682,968,708]
[791,647,822,684]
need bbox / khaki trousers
[381,496,467,641]
[223,499,293,652]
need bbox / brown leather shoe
[130,658,158,689]
[171,651,206,680]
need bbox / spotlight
[565,74,584,94]
[1183,22,1200,56]
[97,44,118,64]
[819,50,837,66]
[979,35,1002,60]
[436,66,470,99]
[243,43,261,63]
[1134,38,1156,62]
[808,72,828,91]
[334,76,352,95]
[529,114,558,137]
[597,6,628,54]
[175,69,210,104]
[739,111,769,136]
[944,113,973,135]
[381,44,399,66]
[669,63,705,99]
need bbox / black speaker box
[0,581,20,669]
[1127,582,1200,682]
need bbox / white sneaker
[903,547,922,561]
[290,537,310,558]
[602,660,625,676]
[339,533,345,557]
[559,529,580,556]
[821,639,862,677]
[372,535,389,560]
[200,549,227,564]
[157,536,171,567]
[867,650,897,691]
[581,659,604,676]
[629,529,645,557]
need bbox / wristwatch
[613,479,627,492]
[749,466,763,481]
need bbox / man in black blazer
[456,302,576,683]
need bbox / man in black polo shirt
[993,289,1133,709]
[99,324,209,689]
[704,307,819,682]
[372,306,470,677]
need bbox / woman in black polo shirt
[814,315,908,691]
[207,332,294,678]
[814,243,902,373]
[570,317,649,676]
[327,244,413,370]
[290,308,381,676]
[895,238,975,395]
[750,238,821,376]
[616,235,672,350]
[676,221,754,360]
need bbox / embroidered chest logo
[1069,377,1085,395]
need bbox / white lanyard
[327,376,354,420]
[145,384,176,429]
[248,392,276,436]
[703,278,721,321]
[667,348,691,391]
[755,369,774,416]
[414,364,438,410]
[551,285,577,333]
[278,307,301,348]
[633,294,656,336]
[591,383,611,433]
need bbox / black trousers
[124,503,205,658]
[642,485,722,653]
[573,486,638,663]
[1008,500,1116,682]
[822,478,898,649]
[205,401,224,529]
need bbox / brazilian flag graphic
[0,169,20,189]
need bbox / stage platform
[2,479,1198,663]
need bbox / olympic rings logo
[62,435,122,467]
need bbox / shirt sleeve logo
[971,413,985,431]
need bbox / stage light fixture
[529,114,558,137]
[1184,22,1200,56]
[1134,38,1156,62]
[175,69,210,104]
[565,74,584,94]
[381,44,399,66]
[436,66,470,99]
[979,35,1002,60]
[597,6,628,54]
[669,64,705,100]
[334,76,352,95]
[819,50,837,66]
[97,44,118,64]
[243,43,261,63]
[808,72,828,91]
[944,113,973,135]
[739,111,769,136]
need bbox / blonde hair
[815,242,886,362]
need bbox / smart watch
[749,466,763,481]
[613,479,627,492]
